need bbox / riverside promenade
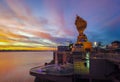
[92,53,120,64]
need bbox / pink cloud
[43,0,74,36]
[0,0,74,46]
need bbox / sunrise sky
[0,0,120,50]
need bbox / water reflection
[0,51,53,82]
[85,52,90,68]
[74,52,90,75]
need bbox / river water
[0,51,53,82]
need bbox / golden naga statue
[75,15,87,34]
[73,15,92,52]
[75,15,88,43]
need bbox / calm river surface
[0,51,53,82]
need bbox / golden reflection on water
[74,52,90,74]
[0,51,53,82]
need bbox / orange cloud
[0,0,72,49]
